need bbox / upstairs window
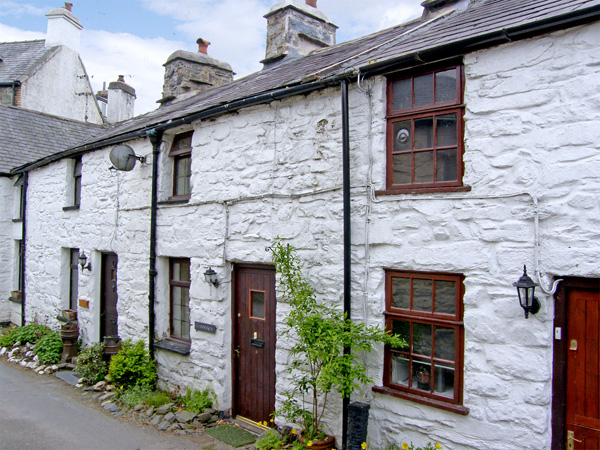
[73,157,82,207]
[13,175,24,221]
[384,65,466,194]
[375,270,467,414]
[169,132,193,199]
[170,258,191,342]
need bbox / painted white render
[21,20,600,450]
[19,46,103,125]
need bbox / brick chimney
[45,3,83,53]
[106,75,136,123]
[159,38,234,106]
[262,0,337,69]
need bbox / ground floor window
[169,258,191,342]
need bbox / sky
[0,0,423,115]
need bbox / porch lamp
[78,251,92,272]
[203,267,220,287]
[513,265,540,319]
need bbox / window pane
[391,277,410,309]
[436,148,458,182]
[393,153,412,185]
[436,114,457,147]
[414,118,433,149]
[393,120,411,152]
[392,78,412,110]
[391,320,410,347]
[413,279,433,311]
[434,364,455,398]
[391,354,410,386]
[172,287,182,311]
[175,156,191,196]
[414,73,434,106]
[413,323,432,356]
[173,317,181,338]
[435,69,457,103]
[172,133,192,152]
[414,151,434,183]
[172,263,181,281]
[435,280,456,315]
[435,327,456,361]
[413,357,432,392]
[251,291,265,319]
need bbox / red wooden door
[100,253,119,339]
[566,287,600,449]
[233,265,276,423]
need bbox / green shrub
[144,390,171,408]
[181,387,213,414]
[108,340,156,389]
[119,385,153,407]
[0,324,51,347]
[256,429,285,450]
[33,330,63,365]
[76,343,108,385]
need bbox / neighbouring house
[8,0,600,449]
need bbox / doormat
[205,424,257,447]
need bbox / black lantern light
[78,250,92,272]
[203,267,220,287]
[513,265,540,319]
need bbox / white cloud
[0,23,44,41]
[0,1,49,17]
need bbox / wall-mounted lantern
[78,251,92,272]
[203,267,220,287]
[513,265,540,319]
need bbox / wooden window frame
[169,258,191,344]
[378,64,468,195]
[73,156,82,208]
[69,248,79,311]
[169,132,193,200]
[373,270,469,415]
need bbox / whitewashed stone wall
[20,46,103,125]
[21,20,600,450]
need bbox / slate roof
[0,105,105,175]
[14,0,600,171]
[0,40,58,83]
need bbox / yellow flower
[435,445,442,449]
[402,444,409,450]
[307,441,313,447]
[270,418,274,423]
[361,443,367,450]
[291,429,297,435]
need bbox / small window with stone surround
[63,156,82,210]
[373,270,468,415]
[169,132,193,200]
[379,64,469,195]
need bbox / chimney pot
[196,38,211,54]
[306,0,317,7]
[64,2,73,12]
[117,75,125,82]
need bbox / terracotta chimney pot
[117,75,125,82]
[306,0,317,7]
[64,2,73,12]
[196,38,211,54]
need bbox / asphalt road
[0,359,226,450]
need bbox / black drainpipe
[20,171,28,325]
[341,79,351,450]
[147,128,163,360]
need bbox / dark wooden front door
[566,286,600,449]
[100,253,119,339]
[233,265,276,423]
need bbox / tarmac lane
[0,359,227,450]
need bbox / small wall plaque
[79,299,89,308]
[195,322,217,334]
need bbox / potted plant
[271,240,405,448]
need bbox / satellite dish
[109,144,144,171]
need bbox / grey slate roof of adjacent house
[13,0,600,171]
[0,40,58,83]
[0,105,105,175]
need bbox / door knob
[567,430,582,450]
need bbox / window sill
[158,197,190,206]
[372,385,469,415]
[154,339,190,355]
[8,296,22,304]
[62,205,80,211]
[376,185,471,196]
[12,218,23,223]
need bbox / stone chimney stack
[45,2,83,53]
[159,38,234,106]
[106,75,136,123]
[262,0,337,69]
[420,0,469,20]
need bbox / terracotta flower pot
[299,433,336,450]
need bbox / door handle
[567,430,582,450]
[570,339,578,351]
[234,347,240,358]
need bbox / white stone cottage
[9,0,600,449]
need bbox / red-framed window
[382,65,466,194]
[375,270,468,414]
[170,258,191,342]
[169,132,193,199]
